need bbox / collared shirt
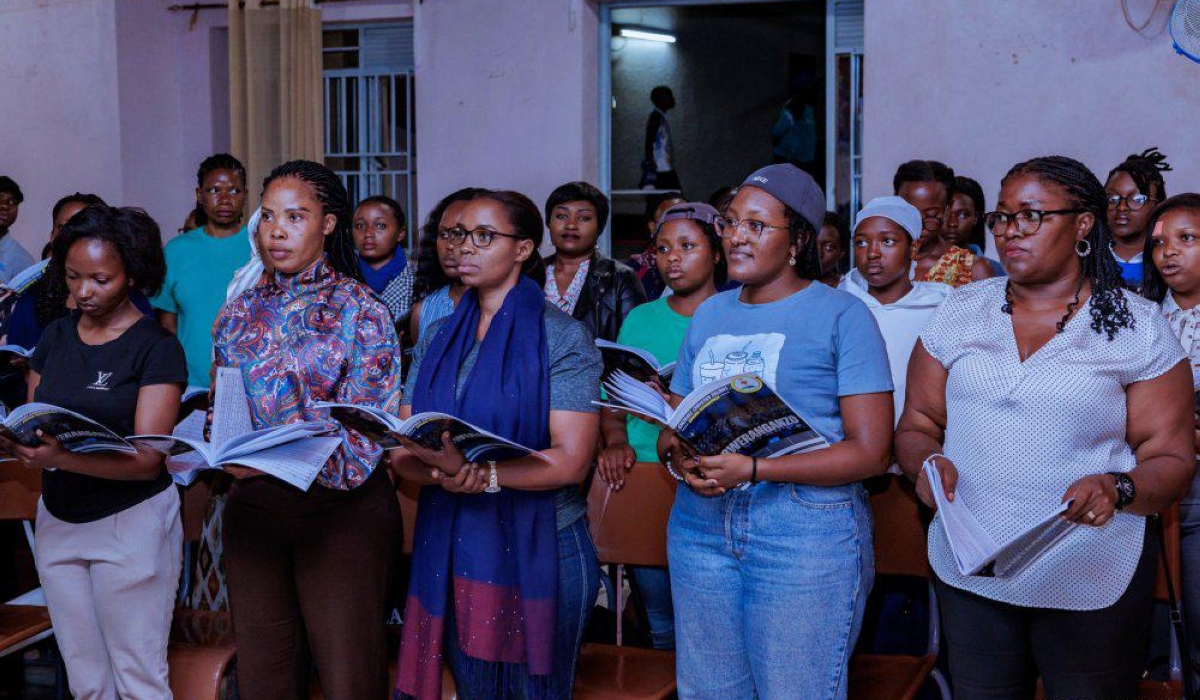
[1162,291,1200,387]
[545,259,590,315]
[213,257,401,490]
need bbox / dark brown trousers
[224,467,401,700]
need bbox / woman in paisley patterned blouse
[212,160,402,700]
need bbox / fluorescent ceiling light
[618,28,676,43]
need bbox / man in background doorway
[641,86,680,191]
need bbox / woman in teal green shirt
[596,201,726,651]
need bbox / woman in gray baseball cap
[657,164,894,699]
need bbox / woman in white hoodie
[839,196,951,424]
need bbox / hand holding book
[915,453,958,509]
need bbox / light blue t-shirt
[670,282,893,443]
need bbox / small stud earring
[789,256,797,266]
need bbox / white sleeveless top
[921,278,1185,610]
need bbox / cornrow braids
[262,160,362,282]
[1004,155,1134,340]
[1108,147,1172,201]
[411,188,488,304]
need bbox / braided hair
[410,187,488,305]
[1107,147,1172,201]
[261,160,362,282]
[1003,155,1134,340]
[1140,193,1200,304]
[783,207,822,280]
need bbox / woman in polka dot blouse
[896,156,1193,700]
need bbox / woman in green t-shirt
[596,201,726,650]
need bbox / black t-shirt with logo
[30,313,187,523]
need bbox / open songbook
[316,402,548,463]
[1,260,49,295]
[137,367,341,490]
[596,371,828,458]
[0,403,139,456]
[0,345,34,363]
[596,339,676,385]
[924,457,1079,578]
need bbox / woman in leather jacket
[543,181,646,341]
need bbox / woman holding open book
[658,164,895,699]
[0,204,187,699]
[212,160,402,700]
[390,189,602,700]
[896,156,1193,700]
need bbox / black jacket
[545,253,646,342]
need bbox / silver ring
[1086,510,1097,522]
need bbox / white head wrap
[223,207,265,305]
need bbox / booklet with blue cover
[316,402,548,463]
[596,371,828,458]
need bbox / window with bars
[323,23,416,246]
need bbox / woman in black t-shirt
[0,205,186,699]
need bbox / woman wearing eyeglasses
[897,156,1192,700]
[1105,147,1172,291]
[658,164,894,699]
[391,189,602,700]
[405,188,487,344]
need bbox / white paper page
[924,459,998,574]
[212,367,254,448]
[220,421,332,461]
[220,437,342,490]
[595,339,663,370]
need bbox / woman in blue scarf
[391,189,603,700]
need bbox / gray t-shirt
[404,300,601,529]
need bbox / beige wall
[863,0,1200,255]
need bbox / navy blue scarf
[397,276,558,700]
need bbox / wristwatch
[1107,471,1136,511]
[484,461,500,494]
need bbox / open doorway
[600,1,827,260]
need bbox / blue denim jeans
[668,481,874,700]
[630,566,675,650]
[447,516,601,699]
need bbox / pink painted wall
[0,0,412,255]
[863,0,1200,257]
[0,0,124,254]
[413,0,600,236]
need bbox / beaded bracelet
[663,456,686,483]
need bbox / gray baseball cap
[655,202,721,235]
[740,164,825,232]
